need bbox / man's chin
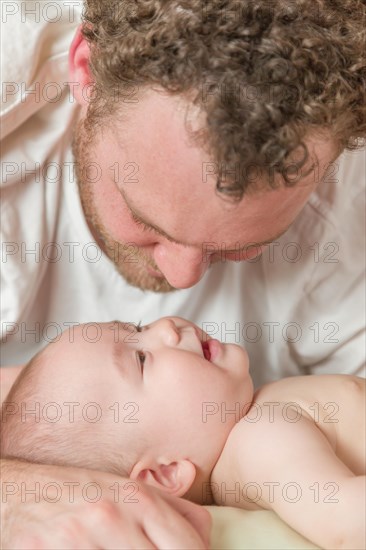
[111,259,177,293]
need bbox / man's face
[40,317,253,469]
[73,88,336,291]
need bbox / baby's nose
[158,318,181,346]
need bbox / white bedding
[207,506,320,549]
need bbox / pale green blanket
[206,506,320,549]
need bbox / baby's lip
[200,339,222,362]
[201,340,211,361]
[206,338,222,362]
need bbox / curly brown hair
[81,0,366,199]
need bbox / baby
[1,317,365,550]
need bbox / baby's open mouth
[201,341,211,361]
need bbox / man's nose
[153,242,209,289]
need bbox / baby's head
[1,317,253,502]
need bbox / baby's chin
[221,342,251,380]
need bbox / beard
[71,115,176,293]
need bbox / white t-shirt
[1,1,365,387]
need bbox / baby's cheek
[200,399,237,437]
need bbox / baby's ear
[130,459,196,497]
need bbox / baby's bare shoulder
[215,404,320,486]
[254,374,364,411]
[225,375,365,475]
[217,376,365,460]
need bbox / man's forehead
[103,89,336,248]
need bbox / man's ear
[130,459,197,497]
[68,26,93,106]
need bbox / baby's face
[39,317,253,472]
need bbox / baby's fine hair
[0,349,134,477]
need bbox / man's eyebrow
[120,189,291,251]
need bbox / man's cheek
[95,194,135,241]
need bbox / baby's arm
[221,408,365,550]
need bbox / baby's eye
[137,350,146,373]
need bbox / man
[1,0,365,548]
